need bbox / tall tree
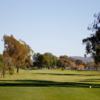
[3,35,33,73]
[33,53,43,69]
[42,53,57,69]
[33,52,58,69]
[83,13,100,70]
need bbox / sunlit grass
[0,69,100,84]
[0,69,100,100]
[0,87,100,100]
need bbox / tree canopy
[83,13,100,69]
[33,52,58,69]
[3,35,33,73]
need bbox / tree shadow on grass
[0,80,100,88]
[80,78,100,82]
[32,72,100,76]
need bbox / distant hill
[70,56,94,63]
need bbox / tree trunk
[2,67,5,78]
[16,67,19,73]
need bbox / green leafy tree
[33,52,58,69]
[33,53,43,69]
[42,53,58,69]
[83,13,100,70]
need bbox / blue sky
[0,0,100,56]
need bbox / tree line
[0,12,100,77]
[0,35,86,77]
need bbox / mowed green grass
[0,69,100,100]
[1,69,100,84]
[0,87,100,100]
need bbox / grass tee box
[0,70,100,100]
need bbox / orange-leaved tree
[3,35,33,74]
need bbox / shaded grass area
[0,80,100,88]
[0,70,100,88]
[32,72,100,76]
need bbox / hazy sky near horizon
[0,0,100,56]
